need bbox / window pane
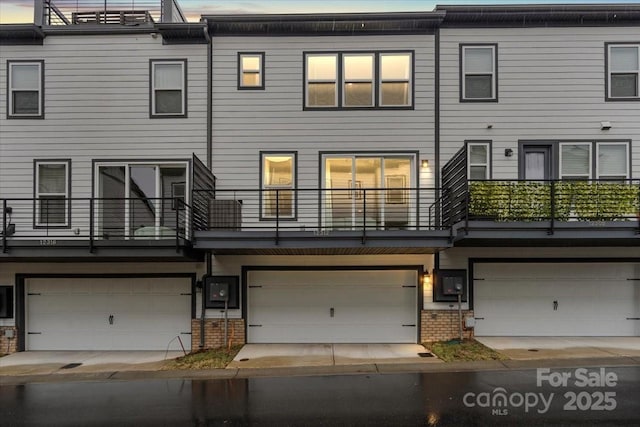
[154,64,182,89]
[39,196,66,224]
[308,82,336,106]
[344,55,373,80]
[380,54,411,80]
[381,82,409,106]
[242,72,260,87]
[469,145,488,164]
[38,164,66,193]
[264,156,293,186]
[13,91,39,115]
[11,64,39,89]
[242,56,260,72]
[599,145,627,177]
[344,82,373,106]
[264,190,293,217]
[611,47,638,71]
[465,75,492,99]
[469,166,487,180]
[465,48,493,73]
[611,74,638,97]
[155,90,182,114]
[561,144,590,176]
[307,55,336,80]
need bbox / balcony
[193,188,452,254]
[445,179,640,246]
[0,197,199,260]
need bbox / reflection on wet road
[1,367,639,426]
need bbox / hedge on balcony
[468,181,639,222]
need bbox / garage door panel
[475,263,639,337]
[248,270,417,344]
[27,278,192,351]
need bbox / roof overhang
[155,23,209,44]
[203,12,446,36]
[0,24,45,45]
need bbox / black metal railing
[40,0,187,25]
[194,187,445,238]
[453,179,640,233]
[1,197,192,253]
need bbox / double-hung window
[467,142,491,179]
[260,152,296,220]
[607,44,639,100]
[305,51,413,109]
[8,61,44,118]
[461,45,497,101]
[559,142,630,180]
[238,53,265,89]
[34,160,70,227]
[150,59,186,117]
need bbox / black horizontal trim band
[27,293,41,296]
[249,285,262,288]
[473,278,485,281]
[27,332,41,335]
[627,279,640,281]
[627,318,640,320]
[402,285,417,288]
[249,324,262,327]
[180,332,192,334]
[402,324,416,327]
[475,317,485,320]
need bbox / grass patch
[424,339,508,363]
[165,345,244,370]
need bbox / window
[260,153,296,219]
[34,160,70,227]
[559,142,630,180]
[467,142,491,179]
[607,44,639,100]
[461,45,497,101]
[306,54,338,107]
[150,60,186,117]
[238,53,264,89]
[597,143,629,179]
[8,61,43,118]
[305,51,413,109]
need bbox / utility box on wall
[0,286,13,318]
[433,270,467,303]
[203,276,239,309]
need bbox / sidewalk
[2,355,639,386]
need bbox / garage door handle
[553,300,558,311]
[330,307,334,317]
[108,315,114,325]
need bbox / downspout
[200,19,213,350]
[434,25,441,274]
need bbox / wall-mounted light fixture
[504,148,514,157]
[421,159,429,168]
[601,121,612,130]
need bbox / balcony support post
[362,190,367,245]
[89,198,95,253]
[176,198,180,253]
[548,181,555,235]
[2,199,7,253]
[275,190,280,246]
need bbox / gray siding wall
[439,26,640,178]
[211,35,435,189]
[0,34,208,200]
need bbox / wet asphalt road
[1,367,639,426]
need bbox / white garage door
[27,278,192,351]
[247,270,418,343]
[474,263,640,336]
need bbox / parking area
[477,337,640,360]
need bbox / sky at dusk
[1,0,639,23]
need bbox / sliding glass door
[96,162,187,239]
[323,155,413,229]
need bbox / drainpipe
[200,253,212,349]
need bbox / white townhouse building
[0,2,638,353]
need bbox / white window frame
[461,45,497,101]
[559,142,593,180]
[467,142,491,180]
[150,60,186,117]
[35,160,70,227]
[607,44,640,100]
[94,161,190,239]
[596,142,630,180]
[342,53,375,108]
[8,61,43,118]
[238,52,264,89]
[260,152,296,220]
[305,54,338,108]
[378,52,413,107]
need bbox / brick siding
[191,318,246,350]
[0,326,18,354]
[420,310,475,342]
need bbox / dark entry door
[521,145,552,180]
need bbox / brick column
[0,327,18,354]
[420,310,475,342]
[191,319,246,350]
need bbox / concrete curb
[1,356,638,385]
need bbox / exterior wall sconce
[421,159,429,168]
[601,121,612,130]
[504,149,514,157]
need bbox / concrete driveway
[477,337,640,360]
[227,344,440,369]
[0,351,184,376]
